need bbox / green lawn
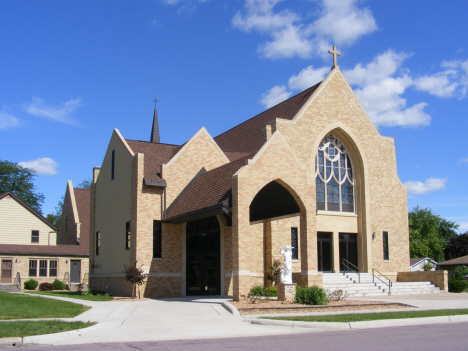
[0,292,90,320]
[264,309,468,323]
[0,321,96,338]
[26,290,113,301]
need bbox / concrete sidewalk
[6,292,468,347]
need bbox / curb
[0,337,22,347]
[246,314,468,330]
[222,301,240,316]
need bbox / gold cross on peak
[328,45,341,69]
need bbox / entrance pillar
[332,231,340,273]
[300,211,320,286]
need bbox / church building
[89,48,410,300]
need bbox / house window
[29,260,37,276]
[39,260,47,277]
[126,221,131,250]
[31,230,39,243]
[49,260,57,277]
[111,149,115,180]
[96,231,100,256]
[291,227,298,260]
[153,220,162,259]
[315,134,354,213]
[383,231,389,261]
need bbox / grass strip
[263,309,468,323]
[0,321,96,338]
[0,292,90,320]
[27,291,113,301]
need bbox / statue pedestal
[278,283,296,302]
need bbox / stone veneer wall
[397,271,448,292]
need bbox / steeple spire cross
[152,98,159,108]
[328,45,341,69]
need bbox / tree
[408,206,459,262]
[77,178,91,189]
[444,233,468,260]
[123,262,148,298]
[0,159,45,213]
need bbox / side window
[291,227,298,260]
[49,260,58,277]
[29,260,37,276]
[31,230,39,243]
[126,221,131,250]
[96,231,100,256]
[383,231,389,261]
[39,260,47,277]
[153,220,162,259]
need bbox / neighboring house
[0,183,89,288]
[89,50,410,300]
[438,255,468,277]
[410,257,437,272]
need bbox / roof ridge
[125,139,180,147]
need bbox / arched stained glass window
[315,134,354,213]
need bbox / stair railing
[81,273,88,286]
[342,258,360,283]
[372,268,392,295]
[13,272,21,291]
[63,272,70,288]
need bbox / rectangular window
[111,149,115,180]
[291,227,298,260]
[126,221,131,250]
[29,260,37,277]
[153,220,162,259]
[383,231,389,261]
[39,260,48,277]
[96,231,100,256]
[49,260,57,277]
[31,230,39,243]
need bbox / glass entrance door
[339,233,358,271]
[317,232,332,272]
[186,217,220,296]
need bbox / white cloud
[459,222,468,232]
[233,0,377,60]
[460,157,468,163]
[288,65,329,91]
[260,85,292,108]
[18,157,59,176]
[405,177,447,195]
[0,112,19,130]
[23,97,81,125]
[413,71,458,98]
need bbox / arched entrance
[186,216,220,296]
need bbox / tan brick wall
[397,271,448,292]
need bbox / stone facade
[90,66,410,300]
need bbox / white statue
[279,245,293,284]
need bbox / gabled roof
[0,243,88,257]
[214,83,320,155]
[165,154,252,222]
[0,191,58,231]
[438,255,468,266]
[125,140,181,181]
[410,257,437,267]
[73,187,90,253]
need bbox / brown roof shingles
[166,155,252,220]
[214,83,320,155]
[0,244,88,257]
[74,188,90,255]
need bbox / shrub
[38,282,54,291]
[451,266,468,281]
[295,286,328,305]
[423,262,435,271]
[81,289,111,297]
[326,289,346,301]
[123,262,148,298]
[249,285,278,297]
[265,259,282,286]
[52,279,67,290]
[24,279,38,290]
[448,278,468,293]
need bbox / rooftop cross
[328,45,341,69]
[152,98,159,108]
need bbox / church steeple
[150,98,160,143]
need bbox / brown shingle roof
[125,140,181,180]
[214,83,320,155]
[438,255,468,265]
[74,188,90,254]
[0,244,88,257]
[166,155,252,220]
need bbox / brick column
[300,211,319,286]
[332,231,340,273]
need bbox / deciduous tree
[444,233,468,260]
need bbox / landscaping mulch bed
[229,299,412,315]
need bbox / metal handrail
[81,273,88,285]
[63,272,70,288]
[372,268,393,294]
[342,258,360,283]
[13,272,21,291]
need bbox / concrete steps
[322,273,442,297]
[0,284,20,292]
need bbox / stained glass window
[315,135,354,213]
[383,231,389,261]
[291,227,298,259]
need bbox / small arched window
[315,134,354,213]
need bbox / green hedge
[52,279,67,290]
[249,285,278,297]
[23,279,38,290]
[295,286,328,305]
[448,278,468,293]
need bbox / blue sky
[1,0,467,233]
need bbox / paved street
[14,322,468,351]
